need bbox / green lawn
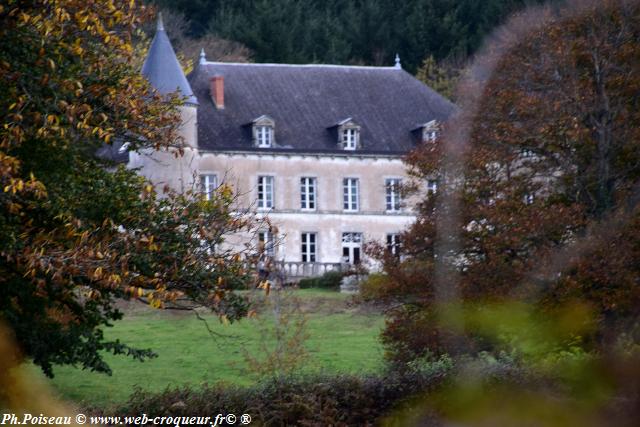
[36,289,384,408]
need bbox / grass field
[35,289,385,408]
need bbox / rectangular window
[343,178,359,211]
[427,179,438,196]
[423,128,438,143]
[256,126,273,148]
[300,177,316,210]
[258,231,275,257]
[342,128,357,150]
[386,234,401,257]
[200,174,217,201]
[385,178,402,212]
[342,232,362,264]
[257,176,274,209]
[301,232,317,263]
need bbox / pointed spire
[199,48,207,65]
[157,12,164,31]
[142,13,198,105]
[394,53,402,69]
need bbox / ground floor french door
[342,232,362,264]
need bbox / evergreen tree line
[152,0,545,73]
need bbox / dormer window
[424,128,438,143]
[422,120,439,143]
[252,115,275,148]
[256,126,273,147]
[413,120,440,144]
[335,118,361,151]
[342,128,358,150]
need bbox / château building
[130,16,455,276]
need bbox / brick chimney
[210,75,224,109]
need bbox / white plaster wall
[196,152,417,263]
[128,105,199,193]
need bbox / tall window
[342,128,358,150]
[343,178,359,211]
[256,125,273,148]
[342,232,362,264]
[301,232,317,263]
[427,179,438,196]
[258,231,275,257]
[524,193,535,205]
[385,178,402,212]
[257,176,274,209]
[300,177,316,210]
[422,120,439,143]
[386,234,401,257]
[200,174,217,201]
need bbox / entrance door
[342,232,362,264]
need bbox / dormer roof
[334,117,356,127]
[252,115,275,124]
[142,14,198,105]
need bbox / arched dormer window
[252,115,275,148]
[336,118,361,151]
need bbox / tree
[0,0,255,377]
[158,0,544,73]
[415,55,463,101]
[369,0,640,363]
[142,9,252,65]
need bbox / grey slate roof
[142,16,197,105]
[188,62,456,154]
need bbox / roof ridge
[200,61,401,70]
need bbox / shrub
[297,271,344,290]
[359,273,390,300]
[107,370,449,426]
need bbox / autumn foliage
[0,0,254,376]
[369,0,640,363]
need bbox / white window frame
[342,128,358,150]
[427,179,438,196]
[422,120,439,143]
[301,232,317,263]
[423,128,438,143]
[385,178,402,212]
[258,231,276,257]
[257,175,274,209]
[300,177,317,211]
[343,178,359,212]
[386,233,401,256]
[342,232,363,264]
[200,174,218,201]
[256,125,273,148]
[524,193,535,205]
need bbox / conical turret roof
[142,14,198,105]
